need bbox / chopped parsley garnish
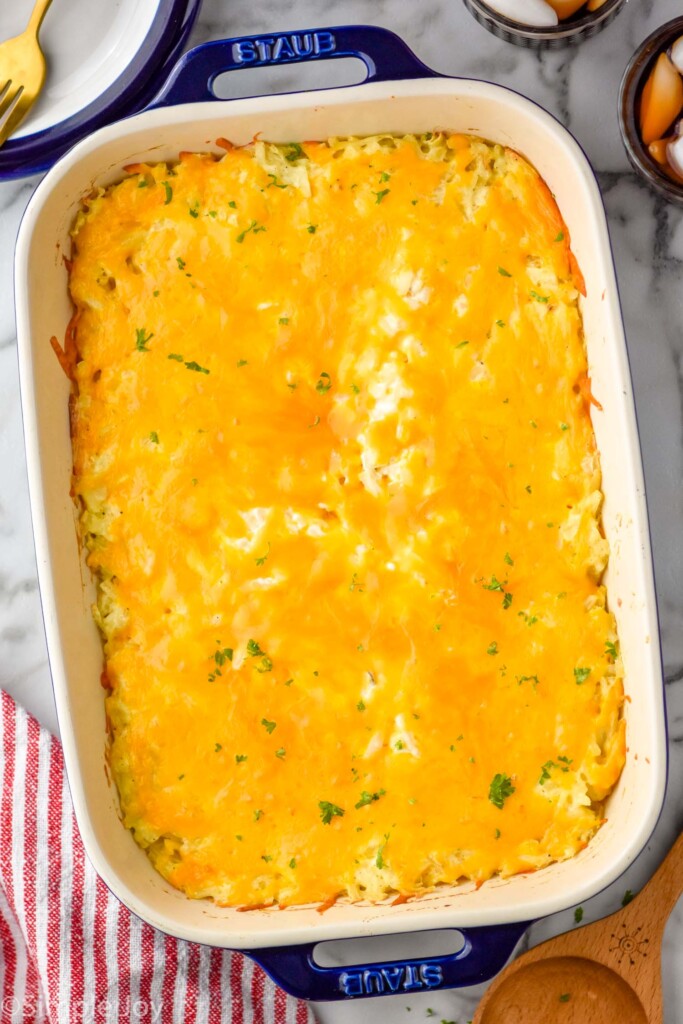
[237,359,248,367]
[355,789,385,809]
[356,700,366,711]
[498,266,512,277]
[559,994,571,1003]
[605,640,618,660]
[351,383,360,393]
[153,290,160,297]
[267,174,287,189]
[178,774,185,780]
[284,143,305,162]
[185,361,210,374]
[374,189,390,204]
[176,257,186,270]
[135,328,153,352]
[482,575,506,592]
[530,290,549,303]
[137,179,149,188]
[261,718,276,734]
[252,811,263,824]
[560,422,569,431]
[395,740,405,751]
[235,754,247,764]
[168,353,184,361]
[517,674,540,689]
[228,200,237,209]
[309,415,321,428]
[261,854,272,863]
[555,231,565,242]
[307,224,317,234]
[349,573,364,593]
[255,543,270,567]
[496,319,506,327]
[315,371,332,394]
[376,835,389,869]
[488,773,515,809]
[246,639,272,673]
[208,645,233,682]
[434,624,442,632]
[487,641,498,656]
[504,552,514,565]
[319,800,344,824]
[574,907,584,924]
[284,678,293,686]
[574,666,592,685]
[540,758,572,784]
[275,747,286,759]
[161,181,173,204]
[289,858,296,869]
[149,432,159,444]
[208,210,217,218]
[189,202,200,218]
[379,171,390,183]
[236,220,266,243]
[494,828,501,839]
[456,340,470,349]
[518,611,538,626]
[215,742,222,752]
[482,575,512,609]
[279,317,289,325]
[525,484,532,494]
[622,889,634,906]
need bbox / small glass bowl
[461,0,626,49]
[619,17,683,206]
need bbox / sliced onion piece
[670,36,683,75]
[666,134,683,180]
[484,0,559,27]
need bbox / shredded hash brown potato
[67,133,626,907]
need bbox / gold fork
[0,0,53,149]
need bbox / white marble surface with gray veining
[0,0,681,1021]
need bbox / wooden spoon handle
[623,831,683,932]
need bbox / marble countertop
[1,0,681,1021]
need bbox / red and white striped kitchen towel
[0,691,318,1024]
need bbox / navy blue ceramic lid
[0,0,202,181]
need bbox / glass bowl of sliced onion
[619,17,683,205]
[461,0,626,48]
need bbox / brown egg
[545,0,587,17]
[639,52,683,146]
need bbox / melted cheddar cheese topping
[69,134,625,907]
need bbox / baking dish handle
[246,921,529,1002]
[148,24,441,108]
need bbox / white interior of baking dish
[15,78,666,948]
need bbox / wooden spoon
[474,833,683,1024]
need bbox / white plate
[1,0,159,139]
